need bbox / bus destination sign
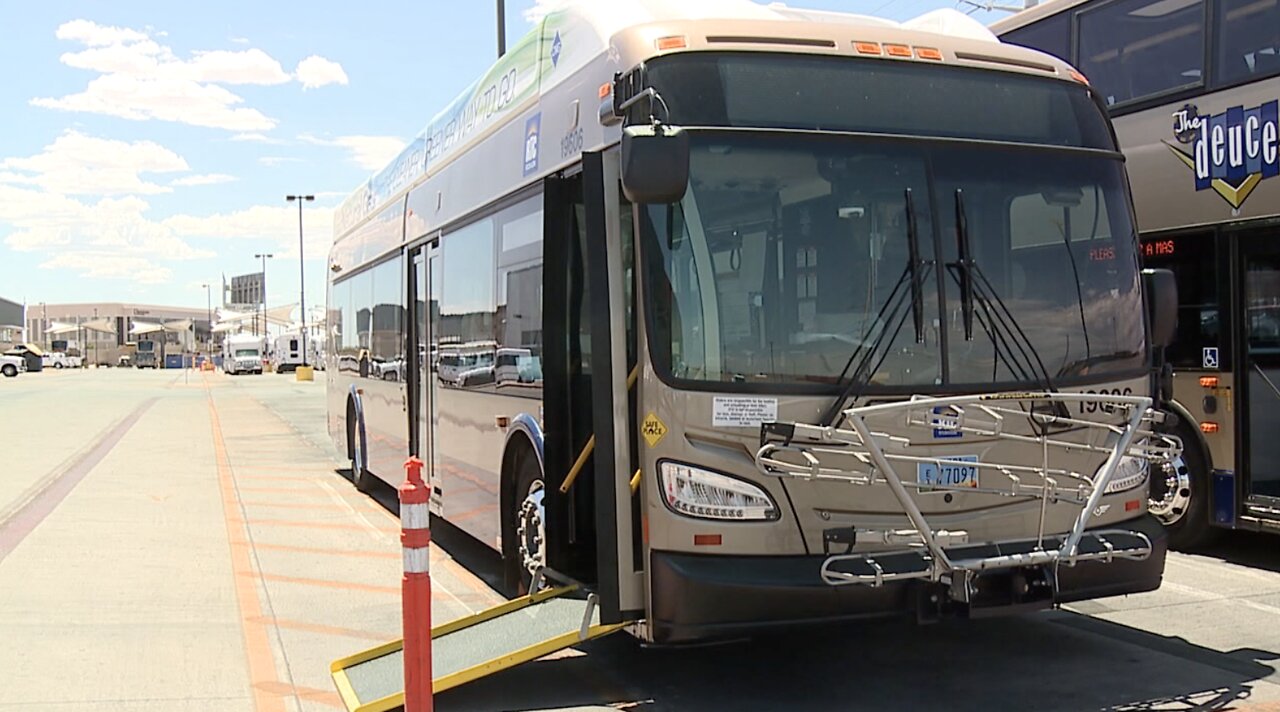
[1167,100,1279,210]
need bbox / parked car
[1,353,27,378]
[3,344,43,372]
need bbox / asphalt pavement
[2,367,1280,712]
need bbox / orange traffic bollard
[400,457,432,711]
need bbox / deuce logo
[1168,100,1280,210]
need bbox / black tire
[1155,419,1222,550]
[506,451,545,597]
[348,402,372,493]
[54,362,64,369]
[2,364,16,378]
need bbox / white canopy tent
[81,318,116,335]
[43,321,80,336]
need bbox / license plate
[917,456,979,489]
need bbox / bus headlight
[658,462,780,521]
[1100,455,1149,494]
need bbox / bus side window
[1077,0,1205,108]
[1213,0,1280,86]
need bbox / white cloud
[40,252,172,284]
[162,203,333,259]
[230,132,284,144]
[33,20,348,131]
[229,36,250,45]
[299,133,403,171]
[0,185,212,266]
[34,70,278,132]
[184,48,291,85]
[171,173,236,186]
[0,130,189,195]
[56,19,148,46]
[294,55,349,89]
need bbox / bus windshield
[640,131,1145,392]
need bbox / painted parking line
[0,398,156,564]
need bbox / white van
[223,334,263,375]
[273,333,306,373]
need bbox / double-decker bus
[327,1,1178,644]
[995,0,1280,548]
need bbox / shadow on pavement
[1193,530,1280,575]
[435,610,1278,712]
[338,467,508,594]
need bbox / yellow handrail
[557,364,640,494]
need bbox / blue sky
[0,0,1004,314]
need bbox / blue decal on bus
[1168,100,1280,209]
[523,113,541,176]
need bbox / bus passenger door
[582,148,644,622]
[1239,233,1280,506]
[410,243,443,515]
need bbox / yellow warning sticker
[641,412,668,448]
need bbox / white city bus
[328,0,1178,644]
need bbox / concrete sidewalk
[0,369,502,711]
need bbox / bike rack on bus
[754,392,1180,601]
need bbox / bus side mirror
[1142,268,1178,349]
[621,124,689,205]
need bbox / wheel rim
[516,479,546,583]
[1149,452,1192,525]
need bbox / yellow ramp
[330,586,626,712]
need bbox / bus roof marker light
[655,35,687,51]
[915,47,943,61]
[854,41,881,55]
[884,44,913,58]
[1069,69,1090,85]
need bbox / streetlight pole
[497,0,506,57]
[254,253,273,341]
[286,195,315,366]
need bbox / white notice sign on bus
[712,397,779,428]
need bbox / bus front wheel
[506,452,545,596]
[348,402,372,493]
[1152,420,1220,550]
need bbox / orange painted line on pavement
[205,383,287,712]
[237,486,326,496]
[236,464,345,473]
[253,571,400,595]
[240,500,353,512]
[246,517,398,533]
[254,681,345,709]
[248,615,393,642]
[252,542,400,559]
[236,474,326,483]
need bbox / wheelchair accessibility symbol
[1203,347,1219,369]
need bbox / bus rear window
[642,52,1115,150]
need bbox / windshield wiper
[818,191,932,426]
[905,188,925,345]
[953,189,976,341]
[951,189,1056,392]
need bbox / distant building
[26,302,211,366]
[0,296,22,351]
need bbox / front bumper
[649,514,1166,644]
